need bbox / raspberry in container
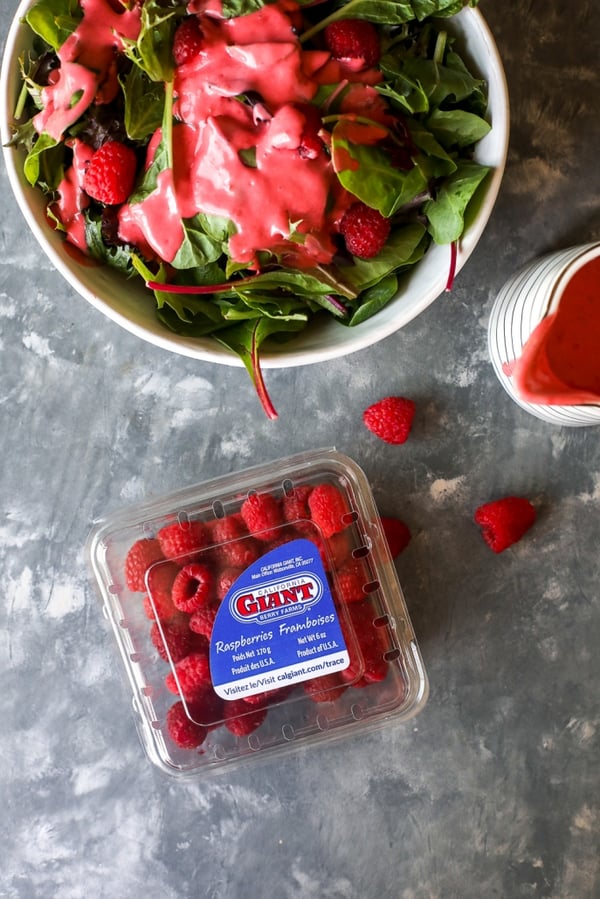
[87,449,428,777]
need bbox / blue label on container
[210,538,349,700]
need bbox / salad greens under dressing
[12,0,490,418]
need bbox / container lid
[87,448,428,777]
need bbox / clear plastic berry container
[87,449,428,778]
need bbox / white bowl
[1,1,509,369]
[488,242,600,427]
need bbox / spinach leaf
[423,160,489,243]
[347,273,399,326]
[120,67,164,142]
[220,0,267,18]
[84,213,135,274]
[302,0,473,35]
[121,0,184,83]
[215,317,307,419]
[407,120,457,175]
[337,223,428,293]
[426,108,491,149]
[23,130,61,187]
[171,216,227,270]
[376,73,430,116]
[331,119,429,216]
[24,0,81,51]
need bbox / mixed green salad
[10,0,491,416]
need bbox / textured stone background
[1,1,599,897]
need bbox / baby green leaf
[424,160,490,243]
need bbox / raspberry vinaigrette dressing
[513,248,600,405]
[116,1,379,267]
[34,0,141,141]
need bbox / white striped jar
[488,242,600,426]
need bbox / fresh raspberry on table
[223,699,268,736]
[166,700,208,750]
[339,201,391,258]
[474,496,537,553]
[157,519,209,562]
[165,650,212,700]
[189,603,217,640]
[308,483,350,538]
[150,613,193,663]
[240,492,283,541]
[380,516,412,558]
[83,140,137,205]
[363,396,415,444]
[173,16,204,66]
[303,673,348,702]
[124,537,164,592]
[143,561,180,620]
[171,563,214,614]
[324,19,381,68]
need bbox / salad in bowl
[2,0,507,415]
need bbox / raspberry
[189,603,217,640]
[474,496,536,553]
[324,19,381,68]
[124,538,165,592]
[216,566,241,601]
[173,16,204,66]
[150,614,192,663]
[363,396,415,444]
[380,516,411,558]
[243,687,286,706]
[165,651,211,700]
[339,601,389,685]
[171,563,214,613]
[240,492,283,541]
[221,537,262,568]
[296,102,325,159]
[83,140,137,205]
[303,673,347,702]
[210,515,261,566]
[166,700,207,750]
[210,513,247,544]
[308,483,350,538]
[334,559,367,604]
[157,519,209,562]
[223,699,268,736]
[144,561,180,620]
[315,530,352,571]
[282,484,314,533]
[339,201,391,259]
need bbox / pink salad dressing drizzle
[34,0,141,141]
[51,139,93,250]
[116,1,379,267]
[513,254,600,405]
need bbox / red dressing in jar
[513,252,600,405]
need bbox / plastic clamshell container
[87,449,428,778]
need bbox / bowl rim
[1,0,510,370]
